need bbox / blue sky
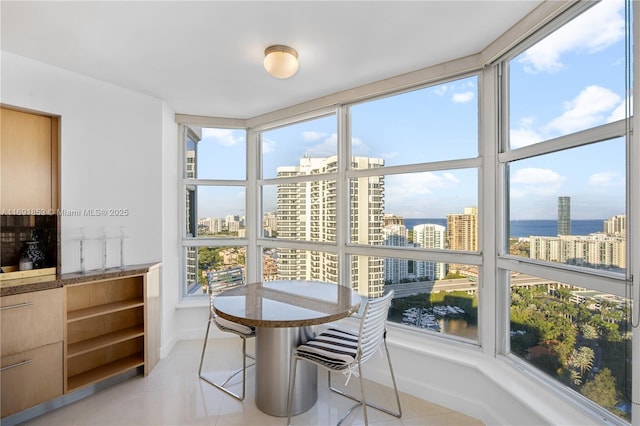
[197,0,629,221]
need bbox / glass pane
[350,170,478,251]
[262,247,338,284]
[261,115,337,179]
[509,0,626,148]
[261,180,336,242]
[509,272,631,421]
[350,75,478,165]
[184,246,246,296]
[353,255,478,341]
[508,139,626,274]
[195,186,246,238]
[185,127,246,180]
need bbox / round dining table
[213,280,361,417]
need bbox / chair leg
[199,321,255,401]
[240,337,247,400]
[358,359,369,425]
[286,355,299,426]
[384,339,402,418]
[334,361,368,426]
[328,339,402,420]
[198,317,213,377]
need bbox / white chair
[286,290,401,425]
[198,268,255,401]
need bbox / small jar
[19,254,33,271]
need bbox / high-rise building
[275,155,385,297]
[446,207,477,251]
[558,196,571,235]
[413,224,447,280]
[383,224,410,284]
[603,214,626,236]
[262,212,278,237]
[198,217,225,234]
[383,214,404,226]
[530,234,625,269]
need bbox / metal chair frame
[198,272,255,401]
[286,290,402,425]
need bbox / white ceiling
[1,1,543,119]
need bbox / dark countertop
[1,262,161,297]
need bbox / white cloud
[262,137,276,154]
[608,101,626,122]
[589,171,623,188]
[351,136,398,161]
[511,167,566,196]
[545,85,621,134]
[389,171,460,195]
[451,91,474,103]
[303,131,327,142]
[510,128,543,148]
[307,133,336,156]
[434,85,449,96]
[351,136,368,155]
[607,95,633,122]
[510,117,543,148]
[510,87,624,146]
[442,172,460,183]
[203,128,243,146]
[518,0,624,74]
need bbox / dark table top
[213,280,361,328]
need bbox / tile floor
[22,339,484,426]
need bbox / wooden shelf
[65,276,147,394]
[67,326,144,358]
[67,298,144,322]
[66,354,144,392]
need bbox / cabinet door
[1,342,63,417]
[0,108,55,211]
[1,288,63,357]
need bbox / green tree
[581,368,618,410]
[569,369,582,386]
[580,323,598,340]
[570,346,594,377]
[198,247,220,271]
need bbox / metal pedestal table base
[255,326,317,417]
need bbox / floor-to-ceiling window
[258,114,340,285]
[180,125,248,296]
[343,75,480,341]
[499,0,632,420]
[178,0,635,422]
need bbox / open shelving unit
[64,275,146,393]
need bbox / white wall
[1,49,215,363]
[1,51,163,273]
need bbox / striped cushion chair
[286,290,401,425]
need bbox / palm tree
[571,346,595,378]
[580,323,598,340]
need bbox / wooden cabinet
[1,288,64,417]
[64,271,159,393]
[0,265,160,421]
[0,107,59,211]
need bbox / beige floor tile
[20,339,482,426]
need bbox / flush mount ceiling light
[263,45,299,79]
